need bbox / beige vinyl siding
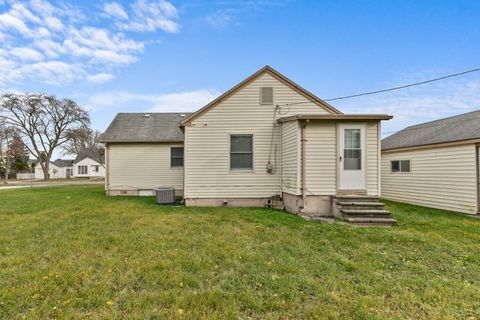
[281,121,300,195]
[366,122,379,195]
[184,72,332,199]
[108,143,184,191]
[381,144,477,214]
[304,121,337,195]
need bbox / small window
[230,134,253,170]
[344,129,361,170]
[400,160,411,172]
[94,165,99,173]
[260,87,273,105]
[171,147,184,167]
[391,160,410,173]
[78,165,88,175]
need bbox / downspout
[300,120,309,213]
[105,143,109,195]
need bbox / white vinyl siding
[184,72,333,199]
[108,143,184,191]
[281,121,300,195]
[73,158,105,178]
[304,121,337,195]
[381,144,477,214]
[366,122,379,196]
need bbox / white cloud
[335,73,480,137]
[86,73,115,83]
[86,90,220,112]
[10,47,44,61]
[105,0,180,33]
[0,11,30,34]
[6,61,85,85]
[206,0,286,29]
[0,0,179,86]
[103,2,129,20]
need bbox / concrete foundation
[108,188,184,197]
[282,192,333,217]
[185,197,283,209]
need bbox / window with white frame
[230,134,253,170]
[78,165,88,175]
[93,165,99,173]
[391,160,411,173]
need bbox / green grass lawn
[0,186,479,319]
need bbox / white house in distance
[381,110,480,215]
[33,159,74,179]
[101,66,395,225]
[73,150,105,179]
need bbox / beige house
[102,66,395,225]
[381,110,480,215]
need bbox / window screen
[230,135,253,170]
[171,147,184,167]
[260,87,273,105]
[400,160,410,172]
[344,129,361,170]
[391,160,410,173]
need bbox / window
[78,165,88,175]
[391,160,411,173]
[171,147,184,167]
[260,87,273,105]
[344,129,361,170]
[94,165,99,173]
[230,134,253,170]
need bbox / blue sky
[1,0,479,138]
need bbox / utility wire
[280,67,480,107]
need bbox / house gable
[183,67,345,199]
[180,65,341,126]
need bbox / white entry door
[339,124,366,190]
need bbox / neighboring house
[381,110,480,215]
[33,159,74,179]
[73,150,105,178]
[102,66,394,224]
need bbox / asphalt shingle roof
[51,159,74,167]
[100,113,190,143]
[74,149,104,164]
[382,110,480,151]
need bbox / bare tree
[62,124,103,156]
[0,119,16,184]
[0,93,89,180]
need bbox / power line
[280,67,480,107]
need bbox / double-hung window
[171,147,184,167]
[230,135,253,170]
[78,165,88,175]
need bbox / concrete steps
[334,195,397,226]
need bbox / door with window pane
[339,124,366,190]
